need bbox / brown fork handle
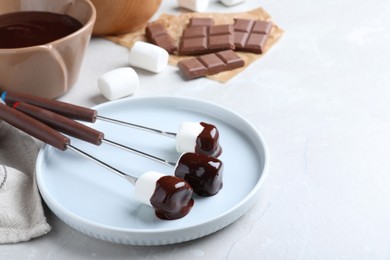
[0,103,69,150]
[13,102,104,146]
[3,90,97,122]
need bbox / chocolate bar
[178,24,235,56]
[188,18,214,27]
[145,23,177,54]
[178,50,244,79]
[233,19,272,54]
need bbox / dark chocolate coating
[196,122,222,157]
[177,50,244,80]
[0,103,69,150]
[174,152,223,196]
[0,11,82,48]
[14,102,104,145]
[150,176,194,220]
[145,23,177,54]
[233,19,272,54]
[4,91,97,122]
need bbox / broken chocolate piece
[178,50,244,79]
[145,23,177,54]
[179,24,235,56]
[233,19,272,54]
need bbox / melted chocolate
[175,153,223,196]
[150,176,194,220]
[195,122,222,157]
[0,11,82,48]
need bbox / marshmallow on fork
[101,119,222,157]
[135,171,194,220]
[176,122,222,157]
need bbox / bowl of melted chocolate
[0,0,96,98]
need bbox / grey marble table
[2,0,390,259]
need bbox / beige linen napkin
[0,121,51,244]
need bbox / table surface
[3,0,390,259]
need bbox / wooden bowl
[90,0,162,36]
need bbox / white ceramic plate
[36,96,268,245]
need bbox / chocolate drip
[175,153,223,196]
[195,122,222,157]
[0,11,82,49]
[150,176,194,220]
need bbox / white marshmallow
[129,41,169,73]
[134,171,165,206]
[220,0,245,6]
[98,67,139,100]
[175,122,204,154]
[177,0,209,12]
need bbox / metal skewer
[67,144,138,185]
[97,115,177,138]
[102,139,177,167]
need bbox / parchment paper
[106,8,284,82]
